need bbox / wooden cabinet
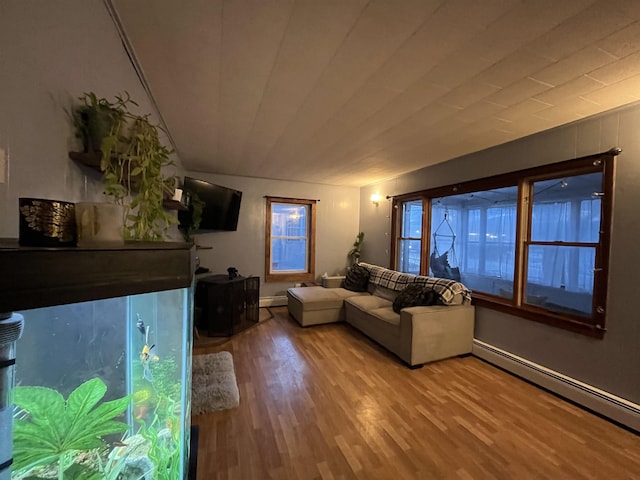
[194,275,260,337]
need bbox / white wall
[184,171,360,297]
[359,102,640,405]
[0,0,180,238]
[0,0,360,300]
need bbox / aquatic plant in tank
[10,287,192,480]
[12,378,130,479]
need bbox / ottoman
[287,286,367,327]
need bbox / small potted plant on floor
[349,231,364,264]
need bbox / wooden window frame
[265,196,316,283]
[391,197,428,274]
[390,151,617,338]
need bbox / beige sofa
[287,263,475,368]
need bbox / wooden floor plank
[193,307,640,480]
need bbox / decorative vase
[75,202,124,247]
[19,198,77,247]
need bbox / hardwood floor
[192,307,639,480]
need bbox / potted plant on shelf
[72,92,127,157]
[71,92,177,241]
[180,189,205,243]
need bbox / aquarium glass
[11,286,192,480]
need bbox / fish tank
[0,241,196,480]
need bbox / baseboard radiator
[473,339,640,432]
[259,295,288,308]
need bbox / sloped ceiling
[110,0,640,187]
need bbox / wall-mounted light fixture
[370,193,382,206]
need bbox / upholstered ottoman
[287,286,366,327]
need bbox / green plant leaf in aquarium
[12,377,131,475]
[60,463,104,480]
[13,385,66,438]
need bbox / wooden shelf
[71,152,182,213]
[163,199,188,211]
[69,151,102,171]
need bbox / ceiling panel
[111,0,640,186]
[242,0,370,170]
[112,0,224,164]
[261,0,445,168]
[217,0,295,174]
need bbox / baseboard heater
[473,339,640,432]
[259,295,288,308]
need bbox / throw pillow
[392,283,440,313]
[344,264,370,292]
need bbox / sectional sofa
[287,263,475,368]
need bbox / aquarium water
[8,287,192,480]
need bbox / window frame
[390,151,616,338]
[391,197,428,274]
[265,196,316,283]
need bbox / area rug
[192,351,240,415]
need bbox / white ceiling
[110,0,640,187]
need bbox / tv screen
[178,177,242,232]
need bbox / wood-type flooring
[193,307,639,480]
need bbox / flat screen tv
[178,177,242,232]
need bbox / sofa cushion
[344,264,370,292]
[392,284,439,313]
[367,306,401,326]
[288,286,349,311]
[344,296,400,326]
[345,294,392,311]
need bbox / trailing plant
[181,190,205,242]
[12,377,131,479]
[73,92,178,241]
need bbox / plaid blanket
[359,263,472,305]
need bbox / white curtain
[530,199,598,292]
[432,200,597,294]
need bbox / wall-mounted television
[178,177,242,232]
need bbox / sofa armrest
[399,305,475,366]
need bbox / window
[430,186,518,294]
[391,151,616,337]
[525,172,603,316]
[265,197,316,282]
[395,199,423,274]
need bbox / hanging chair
[430,210,461,281]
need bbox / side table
[194,275,260,337]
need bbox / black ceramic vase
[19,198,77,247]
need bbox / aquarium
[0,242,195,480]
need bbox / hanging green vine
[73,92,177,241]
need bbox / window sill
[471,295,605,339]
[265,272,314,283]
